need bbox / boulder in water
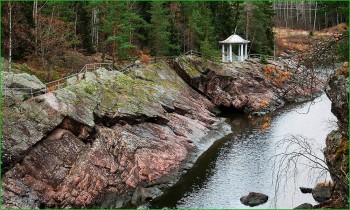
[294,203,313,209]
[299,187,313,194]
[312,182,333,203]
[240,192,268,207]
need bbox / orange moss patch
[263,65,291,86]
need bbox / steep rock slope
[322,62,348,208]
[175,56,324,114]
[2,61,230,208]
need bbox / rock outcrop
[2,61,231,208]
[1,56,329,208]
[322,62,348,208]
[2,71,46,104]
[174,56,324,114]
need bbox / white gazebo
[219,34,250,62]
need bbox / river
[144,93,337,209]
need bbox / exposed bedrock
[2,61,231,208]
[2,57,326,208]
[174,56,324,114]
[321,62,348,208]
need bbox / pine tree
[148,2,171,56]
[188,2,217,56]
[237,2,275,55]
[168,2,182,55]
[211,1,241,41]
[100,2,145,63]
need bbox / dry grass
[274,23,348,55]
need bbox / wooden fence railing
[2,51,280,100]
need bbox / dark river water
[144,93,337,209]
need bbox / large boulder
[299,187,313,194]
[2,71,45,103]
[294,203,313,209]
[240,192,268,207]
[2,71,45,90]
[312,182,333,203]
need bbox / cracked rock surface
[2,61,231,208]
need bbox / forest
[1,1,349,82]
[1,1,349,209]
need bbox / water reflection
[148,94,337,208]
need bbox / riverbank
[1,57,327,208]
[146,93,337,208]
[175,55,324,115]
[320,62,348,208]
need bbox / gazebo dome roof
[219,34,250,44]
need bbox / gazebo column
[244,44,248,59]
[238,44,240,57]
[229,44,232,62]
[241,44,244,61]
[225,45,230,62]
[222,44,225,62]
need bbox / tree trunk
[308,1,312,30]
[8,1,12,72]
[313,1,317,31]
[33,0,38,55]
[74,7,78,50]
[302,1,306,30]
[289,2,293,28]
[284,1,288,28]
[112,26,116,65]
[245,2,252,39]
[296,4,299,28]
[91,8,99,47]
[336,11,339,25]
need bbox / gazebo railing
[4,51,278,101]
[249,54,275,61]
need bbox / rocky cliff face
[2,61,231,208]
[174,56,324,114]
[323,62,348,208]
[1,56,328,208]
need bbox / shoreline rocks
[294,203,313,209]
[174,56,324,114]
[2,57,327,208]
[240,192,268,207]
[322,62,349,208]
[312,182,333,203]
[299,187,313,194]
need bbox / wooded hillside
[1,1,348,82]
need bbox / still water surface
[147,93,337,208]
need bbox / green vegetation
[1,2,276,73]
[1,1,347,80]
[149,2,171,56]
[260,55,268,64]
[237,2,274,55]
